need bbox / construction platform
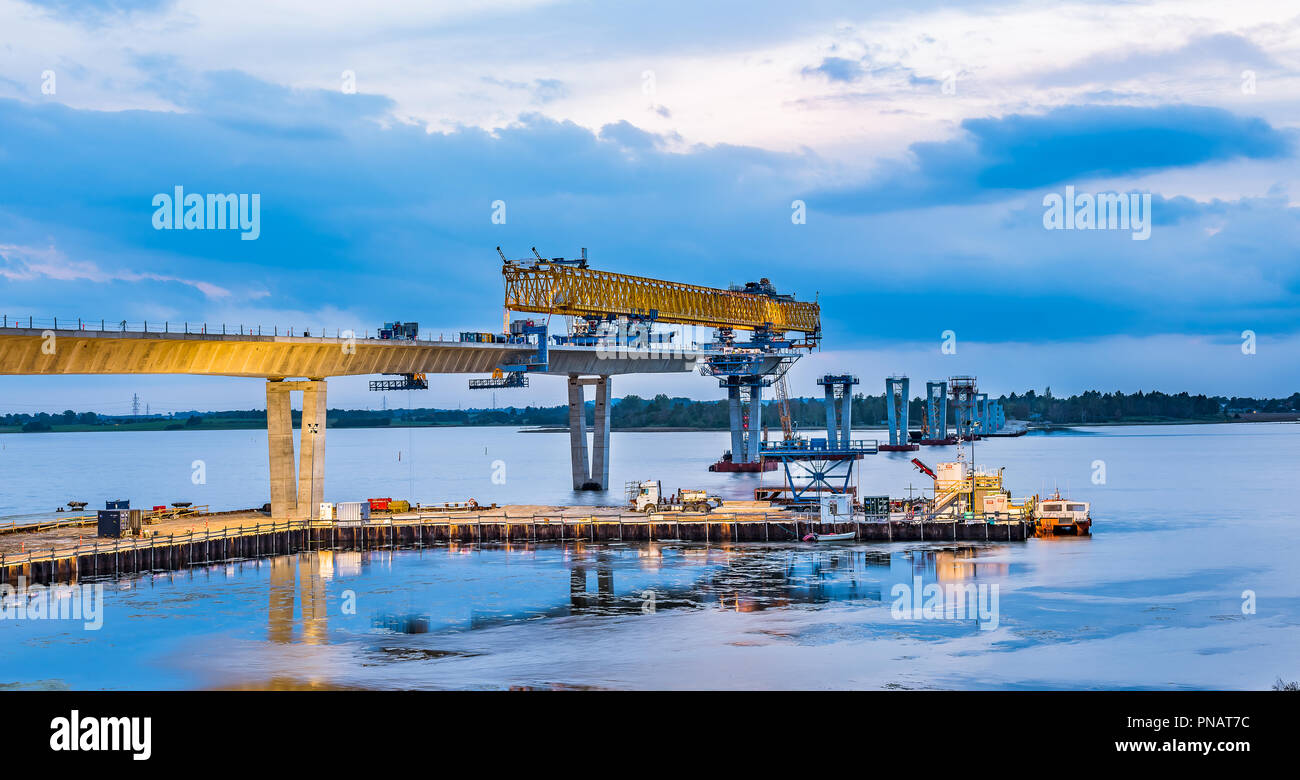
[0,506,1033,586]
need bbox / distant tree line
[3,389,1296,431]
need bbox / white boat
[804,531,856,542]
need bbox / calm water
[1,423,1298,689]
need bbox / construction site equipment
[336,501,370,526]
[378,321,419,340]
[467,319,548,390]
[775,375,795,441]
[757,373,878,507]
[468,368,529,389]
[627,480,719,513]
[492,248,820,478]
[949,376,979,440]
[502,259,820,336]
[369,373,428,391]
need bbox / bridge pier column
[568,374,611,490]
[297,380,327,520]
[266,381,297,519]
[265,378,328,520]
[746,382,762,463]
[728,383,744,462]
[568,376,590,490]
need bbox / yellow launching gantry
[495,247,819,474]
[498,247,821,343]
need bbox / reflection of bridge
[0,325,704,517]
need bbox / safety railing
[0,316,704,351]
[0,515,97,536]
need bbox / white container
[819,494,853,522]
[935,461,969,489]
[319,502,334,521]
[335,501,370,525]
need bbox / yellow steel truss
[502,262,820,334]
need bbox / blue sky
[0,0,1297,413]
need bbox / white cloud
[0,242,231,298]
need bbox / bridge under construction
[0,248,821,519]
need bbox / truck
[627,480,719,513]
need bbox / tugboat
[1032,492,1092,535]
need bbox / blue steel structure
[924,380,949,442]
[975,392,989,435]
[820,373,857,447]
[702,326,801,466]
[949,376,978,440]
[759,374,878,505]
[884,376,911,447]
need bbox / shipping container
[388,499,410,513]
[368,497,392,511]
[97,509,129,538]
[336,501,370,525]
[106,499,129,510]
[319,502,334,521]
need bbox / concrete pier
[266,379,328,520]
[567,374,611,490]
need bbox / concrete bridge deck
[0,325,709,378]
[0,322,764,512]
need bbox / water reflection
[267,551,331,644]
[333,542,1017,635]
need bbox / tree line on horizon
[3,389,1297,432]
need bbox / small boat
[803,531,856,542]
[1032,492,1092,535]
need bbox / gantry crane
[485,248,821,474]
[499,251,820,340]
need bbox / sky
[0,0,1297,414]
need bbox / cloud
[802,57,866,83]
[482,76,570,105]
[0,243,231,298]
[1038,33,1282,88]
[0,73,1297,372]
[813,104,1294,214]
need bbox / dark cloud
[813,104,1293,214]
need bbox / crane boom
[502,261,820,335]
[775,375,794,440]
